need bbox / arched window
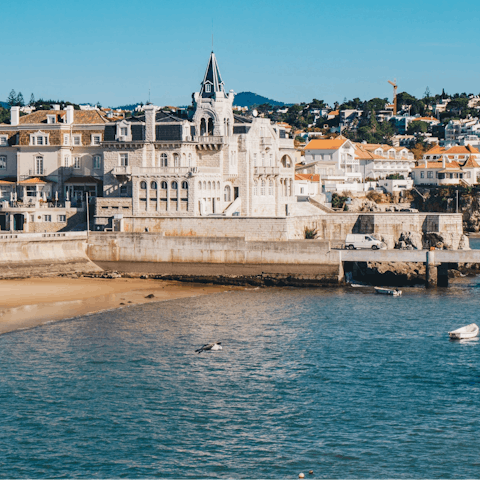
[208,181,211,190]
[269,154,273,166]
[261,180,266,196]
[281,155,292,168]
[182,181,189,190]
[188,153,192,167]
[207,118,214,136]
[217,182,220,190]
[182,153,186,166]
[212,182,216,191]
[171,181,178,190]
[262,153,266,167]
[203,181,206,190]
[160,153,168,167]
[253,153,258,166]
[174,154,180,167]
[224,185,231,202]
[140,181,147,189]
[253,181,258,196]
[200,118,207,136]
[151,181,157,190]
[269,180,274,196]
[198,181,202,190]
[161,181,167,189]
[287,179,292,197]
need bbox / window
[120,153,128,166]
[253,153,257,166]
[270,154,273,166]
[26,186,36,197]
[140,181,147,189]
[253,181,258,196]
[36,156,44,175]
[58,215,66,222]
[63,134,70,146]
[73,136,81,146]
[0,156,6,170]
[427,171,433,179]
[64,156,70,167]
[269,180,274,196]
[92,135,101,145]
[174,154,180,167]
[120,185,129,196]
[93,155,101,169]
[261,180,266,196]
[37,136,44,145]
[160,153,168,167]
[182,181,188,189]
[121,127,128,136]
[205,84,211,93]
[29,215,35,222]
[420,171,425,178]
[188,153,192,167]
[73,157,81,169]
[171,181,178,190]
[44,215,52,222]
[224,185,231,202]
[47,115,56,124]
[411,172,415,179]
[0,136,7,146]
[151,181,157,190]
[161,181,167,189]
[198,181,202,190]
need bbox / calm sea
[2,274,480,479]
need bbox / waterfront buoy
[299,474,304,478]
[309,471,314,475]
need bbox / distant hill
[0,101,8,109]
[233,92,286,108]
[113,103,142,111]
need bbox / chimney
[66,105,74,125]
[11,106,20,126]
[144,105,156,143]
[442,156,446,168]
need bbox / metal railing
[112,165,132,175]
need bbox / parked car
[345,234,386,250]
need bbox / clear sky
[2,0,479,107]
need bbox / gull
[195,342,222,353]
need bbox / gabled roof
[199,51,225,99]
[304,138,348,150]
[295,173,320,182]
[17,109,110,125]
[18,177,49,184]
[425,145,480,156]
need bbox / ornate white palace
[95,51,296,228]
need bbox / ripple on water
[1,282,480,478]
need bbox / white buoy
[299,474,304,479]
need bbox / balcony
[261,137,273,147]
[254,166,280,175]
[112,165,132,176]
[131,167,196,176]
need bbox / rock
[145,294,155,298]
[396,231,422,250]
[365,261,426,286]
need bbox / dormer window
[121,127,128,136]
[0,136,7,146]
[205,84,212,93]
[92,135,101,145]
[47,115,56,124]
[73,135,81,146]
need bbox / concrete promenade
[340,249,480,263]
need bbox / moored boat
[374,287,402,296]
[448,323,479,340]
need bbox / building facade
[95,52,296,230]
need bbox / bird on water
[195,342,222,353]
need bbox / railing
[195,136,225,144]
[131,167,197,175]
[0,232,87,241]
[112,165,132,176]
[254,166,280,175]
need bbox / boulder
[395,231,423,250]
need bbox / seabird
[195,342,222,353]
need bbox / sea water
[1,279,480,478]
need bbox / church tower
[192,52,234,137]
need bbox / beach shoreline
[0,277,235,336]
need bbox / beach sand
[0,277,233,336]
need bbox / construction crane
[388,79,398,115]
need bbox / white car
[345,234,386,250]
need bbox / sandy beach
[0,277,233,335]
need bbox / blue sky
[1,0,479,107]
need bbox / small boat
[448,323,479,340]
[374,287,402,296]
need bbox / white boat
[374,287,402,296]
[448,323,479,340]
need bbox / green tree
[407,121,428,134]
[29,93,35,105]
[16,92,24,107]
[7,89,16,107]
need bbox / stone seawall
[87,233,343,286]
[0,233,102,278]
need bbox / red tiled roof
[18,177,49,184]
[295,174,320,182]
[17,109,110,125]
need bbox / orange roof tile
[17,109,110,125]
[414,161,461,169]
[0,180,14,185]
[295,174,320,182]
[412,116,439,122]
[305,138,347,150]
[18,177,49,184]
[329,110,339,116]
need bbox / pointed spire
[200,52,225,99]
